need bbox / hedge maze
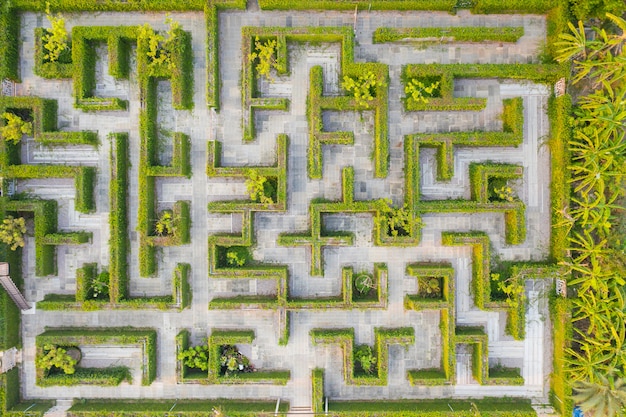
[0,0,567,415]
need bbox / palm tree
[573,374,626,417]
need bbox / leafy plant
[419,277,442,298]
[36,344,77,375]
[378,199,420,237]
[219,345,252,375]
[178,344,210,371]
[155,210,174,236]
[494,185,515,202]
[1,112,32,144]
[137,16,182,71]
[342,71,384,107]
[573,374,626,417]
[491,273,524,311]
[354,345,376,374]
[248,36,280,81]
[226,246,251,267]
[405,79,440,104]
[42,2,69,63]
[245,169,275,204]
[91,271,109,299]
[0,215,26,251]
[354,273,375,294]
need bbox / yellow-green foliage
[42,3,69,63]
[35,344,77,375]
[1,112,32,144]
[342,71,384,107]
[248,36,279,80]
[0,215,26,251]
[405,79,440,104]
[137,16,181,71]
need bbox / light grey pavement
[13,5,555,411]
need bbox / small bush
[342,71,383,108]
[224,246,251,267]
[178,344,210,371]
[42,4,70,63]
[36,344,77,375]
[1,112,32,144]
[0,215,26,250]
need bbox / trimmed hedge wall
[71,26,138,111]
[67,399,287,417]
[373,27,524,44]
[0,368,53,417]
[0,96,98,146]
[109,132,129,302]
[207,134,289,212]
[403,64,559,111]
[328,398,537,417]
[310,327,414,386]
[177,329,291,385]
[4,199,62,276]
[0,3,19,81]
[442,232,531,341]
[312,369,325,414]
[33,27,73,79]
[36,328,157,386]
[547,95,571,262]
[258,0,457,11]
[404,263,455,385]
[550,293,572,416]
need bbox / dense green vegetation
[554,11,626,417]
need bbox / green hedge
[36,328,157,386]
[68,399,287,417]
[404,264,455,385]
[403,64,559,112]
[0,245,22,350]
[109,132,129,301]
[146,133,191,178]
[312,369,324,414]
[207,135,289,212]
[329,398,536,417]
[72,26,138,111]
[175,329,291,385]
[373,27,524,43]
[310,327,414,386]
[5,165,96,213]
[550,294,572,415]
[0,3,19,81]
[0,368,53,417]
[75,263,96,302]
[258,0,456,11]
[0,96,98,146]
[14,0,206,11]
[547,95,571,262]
[37,367,131,387]
[5,199,57,276]
[471,0,557,13]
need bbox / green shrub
[35,344,78,375]
[312,369,325,413]
[1,113,32,144]
[373,26,524,43]
[258,0,456,11]
[0,3,19,81]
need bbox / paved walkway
[15,5,554,410]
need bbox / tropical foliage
[573,375,626,417]
[555,12,626,417]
